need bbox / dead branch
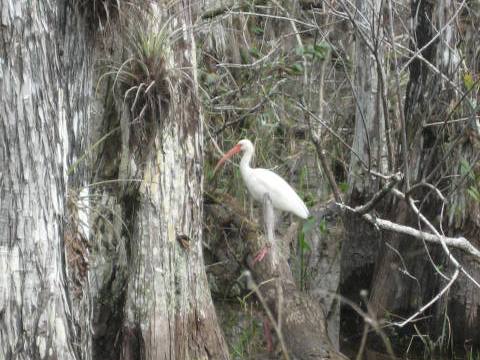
[338,203,480,260]
[391,267,460,328]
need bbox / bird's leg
[252,194,276,266]
[263,194,275,242]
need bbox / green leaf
[319,219,328,234]
[460,159,475,180]
[299,232,311,251]
[289,63,303,74]
[339,182,349,193]
[240,47,250,64]
[314,42,330,52]
[313,42,330,59]
[249,47,261,58]
[463,72,475,91]
[467,187,480,202]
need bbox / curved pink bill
[214,144,242,174]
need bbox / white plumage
[215,139,310,219]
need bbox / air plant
[99,15,173,151]
[113,18,172,121]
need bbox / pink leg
[252,246,270,265]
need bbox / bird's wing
[251,168,309,219]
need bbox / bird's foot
[252,246,270,265]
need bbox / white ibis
[215,139,310,262]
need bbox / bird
[214,139,310,262]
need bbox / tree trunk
[123,3,229,357]
[88,2,230,359]
[304,202,344,350]
[340,0,388,338]
[0,1,92,358]
[63,6,96,360]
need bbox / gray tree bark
[122,8,230,353]
[0,0,93,359]
[88,2,230,359]
[340,0,388,334]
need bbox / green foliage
[249,47,261,59]
[298,227,311,252]
[338,182,349,193]
[239,47,250,64]
[467,187,480,202]
[295,42,330,60]
[319,218,328,234]
[302,216,316,234]
[230,318,262,358]
[116,23,171,104]
[288,62,304,75]
[298,225,310,290]
[463,72,475,91]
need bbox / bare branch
[391,267,460,328]
[338,203,480,260]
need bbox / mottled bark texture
[341,0,388,340]
[89,2,229,359]
[62,5,96,359]
[123,4,229,358]
[369,0,480,349]
[0,0,92,359]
